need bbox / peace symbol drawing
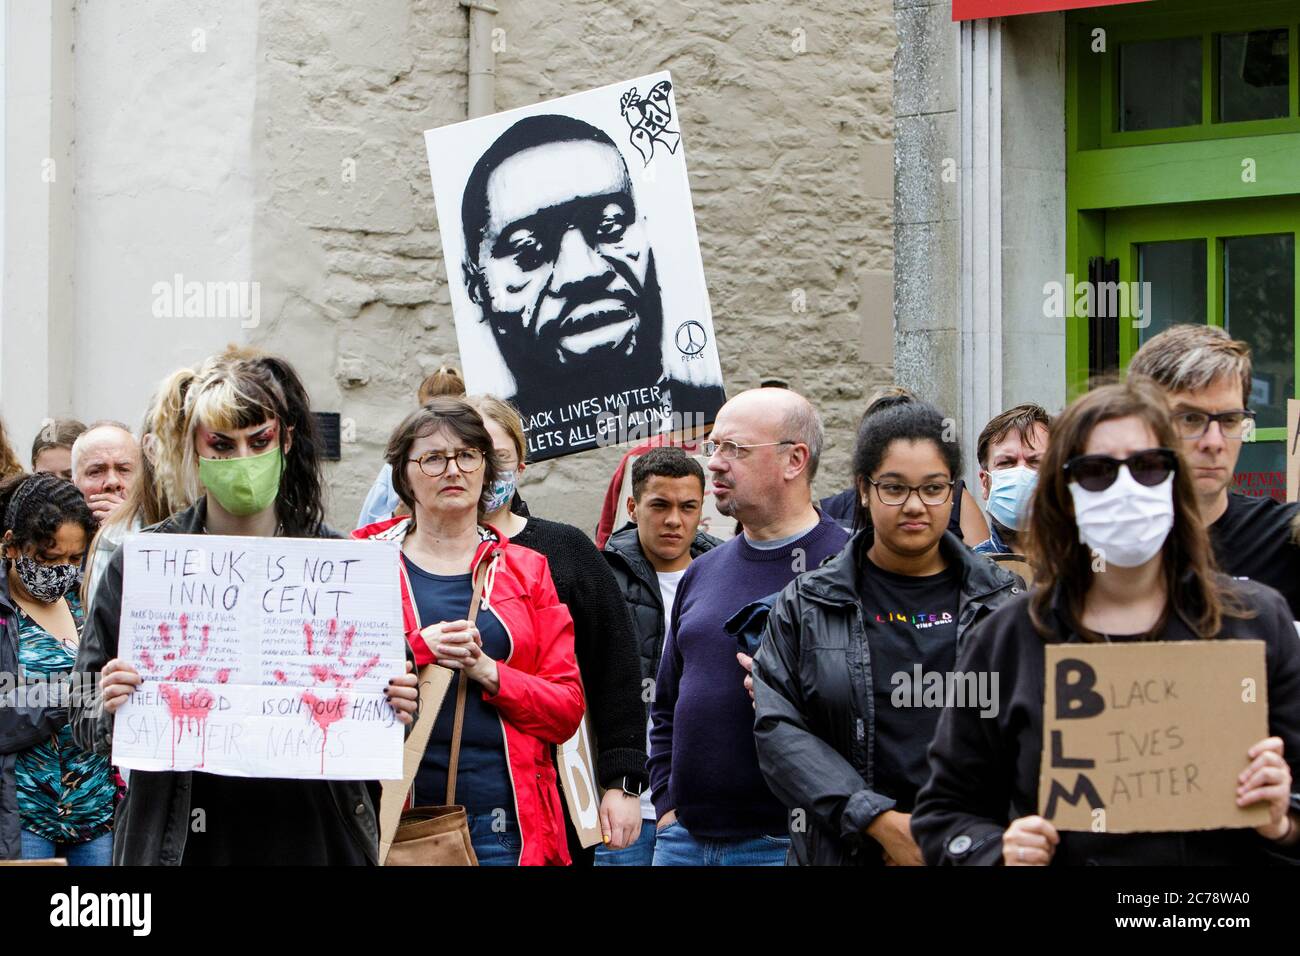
[675,320,708,356]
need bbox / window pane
[1219,29,1290,123]
[1136,239,1208,345]
[1232,440,1286,502]
[1225,233,1295,430]
[1119,37,1203,131]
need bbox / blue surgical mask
[484,469,517,514]
[986,465,1037,531]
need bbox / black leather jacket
[602,522,721,683]
[750,529,1023,866]
[70,498,404,865]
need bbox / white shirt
[645,568,687,819]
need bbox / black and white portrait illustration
[425,72,726,462]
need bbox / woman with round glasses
[750,400,1022,865]
[911,380,1300,865]
[353,397,584,865]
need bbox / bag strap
[445,549,493,806]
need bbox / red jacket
[353,517,584,866]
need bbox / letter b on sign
[1055,658,1104,719]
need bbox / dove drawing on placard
[620,81,681,166]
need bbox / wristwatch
[617,776,646,798]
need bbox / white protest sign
[112,534,405,780]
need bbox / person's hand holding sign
[1002,815,1059,866]
[100,658,143,715]
[1238,736,1298,843]
[384,661,419,726]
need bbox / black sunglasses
[1063,448,1178,493]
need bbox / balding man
[647,388,849,866]
[72,422,140,525]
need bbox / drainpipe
[461,1,498,119]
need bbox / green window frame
[1066,0,1300,400]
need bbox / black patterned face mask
[13,556,80,603]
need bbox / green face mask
[199,446,284,517]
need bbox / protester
[31,418,87,481]
[0,472,114,863]
[749,401,1022,866]
[0,418,24,482]
[460,394,649,865]
[648,387,849,866]
[820,387,990,545]
[599,447,721,865]
[911,380,1300,865]
[71,346,419,865]
[71,421,140,527]
[1128,324,1300,619]
[354,397,584,865]
[356,365,466,529]
[82,371,195,607]
[973,403,1052,555]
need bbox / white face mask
[1069,466,1174,569]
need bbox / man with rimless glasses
[1129,325,1300,620]
[647,388,849,866]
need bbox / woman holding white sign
[355,397,584,866]
[911,380,1300,865]
[71,347,419,865]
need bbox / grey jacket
[70,498,404,865]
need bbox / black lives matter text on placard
[1040,641,1269,833]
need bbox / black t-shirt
[180,774,370,865]
[1209,493,1300,619]
[857,558,959,814]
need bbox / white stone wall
[246,0,897,532]
[8,0,897,535]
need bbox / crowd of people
[1,322,1299,866]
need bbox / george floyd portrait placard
[424,72,727,462]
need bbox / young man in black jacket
[1129,324,1300,618]
[600,447,720,864]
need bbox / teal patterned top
[15,591,116,843]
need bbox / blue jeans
[651,820,790,866]
[593,819,656,866]
[20,829,113,866]
[466,812,521,866]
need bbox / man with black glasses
[1129,324,1300,618]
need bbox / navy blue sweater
[648,512,849,838]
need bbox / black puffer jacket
[750,529,1023,866]
[602,522,721,682]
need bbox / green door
[1104,196,1300,500]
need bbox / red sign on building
[953,0,1150,21]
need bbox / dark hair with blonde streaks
[182,345,326,536]
[1025,379,1250,641]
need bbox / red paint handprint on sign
[274,619,379,774]
[137,613,217,768]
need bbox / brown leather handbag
[382,552,495,866]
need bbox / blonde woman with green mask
[71,346,419,865]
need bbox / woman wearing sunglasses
[911,380,1300,865]
[750,400,1022,865]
